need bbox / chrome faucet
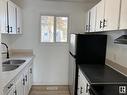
[1,42,9,59]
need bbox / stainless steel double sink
[2,60,26,71]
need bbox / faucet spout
[1,42,9,59]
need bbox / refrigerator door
[68,53,76,95]
[69,34,76,56]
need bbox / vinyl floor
[29,85,70,95]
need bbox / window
[41,15,68,43]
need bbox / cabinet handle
[80,87,83,94]
[14,90,17,95]
[17,27,20,33]
[86,84,90,93]
[7,25,9,33]
[89,25,91,31]
[30,68,32,74]
[103,19,107,28]
[7,83,13,89]
[9,27,12,32]
[25,75,27,82]
[86,25,88,31]
[23,78,25,85]
[100,21,103,29]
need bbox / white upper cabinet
[104,0,121,31]
[94,0,121,32]
[85,11,90,32]
[96,0,104,32]
[1,0,8,34]
[16,6,22,34]
[119,0,127,30]
[89,5,96,32]
[7,0,17,34]
[1,0,22,34]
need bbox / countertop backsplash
[106,59,127,77]
[2,49,34,62]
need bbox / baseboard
[32,82,68,86]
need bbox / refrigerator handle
[69,52,76,58]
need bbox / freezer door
[68,54,76,95]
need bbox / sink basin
[2,59,26,71]
[2,60,26,65]
[2,65,20,71]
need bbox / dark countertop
[78,64,127,85]
[78,64,127,95]
[90,84,127,95]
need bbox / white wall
[106,31,127,68]
[4,0,92,85]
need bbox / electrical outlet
[119,86,126,94]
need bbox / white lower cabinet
[15,75,24,95]
[7,86,16,95]
[28,65,33,91]
[78,69,90,95]
[4,62,33,95]
[23,69,29,95]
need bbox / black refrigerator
[68,34,107,95]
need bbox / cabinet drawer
[4,80,15,95]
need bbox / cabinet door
[24,69,29,95]
[119,0,127,29]
[85,11,90,32]
[15,75,24,95]
[16,6,22,34]
[1,0,8,33]
[81,77,89,95]
[7,0,16,34]
[104,0,121,31]
[89,6,96,32]
[78,70,90,95]
[28,64,33,91]
[96,0,104,32]
[77,73,83,95]
[80,80,86,95]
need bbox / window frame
[40,14,69,43]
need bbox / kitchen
[0,0,127,95]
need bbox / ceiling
[15,0,100,4]
[42,0,100,3]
